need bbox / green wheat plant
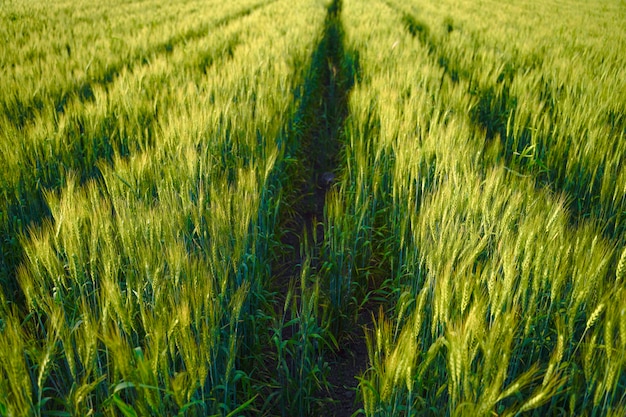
[1,0,624,415]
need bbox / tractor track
[266,0,369,415]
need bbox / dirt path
[323,307,373,417]
[266,0,374,415]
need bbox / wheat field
[1,0,625,415]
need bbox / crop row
[0,0,276,296]
[0,0,330,415]
[0,0,272,128]
[383,0,626,246]
[325,0,626,414]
